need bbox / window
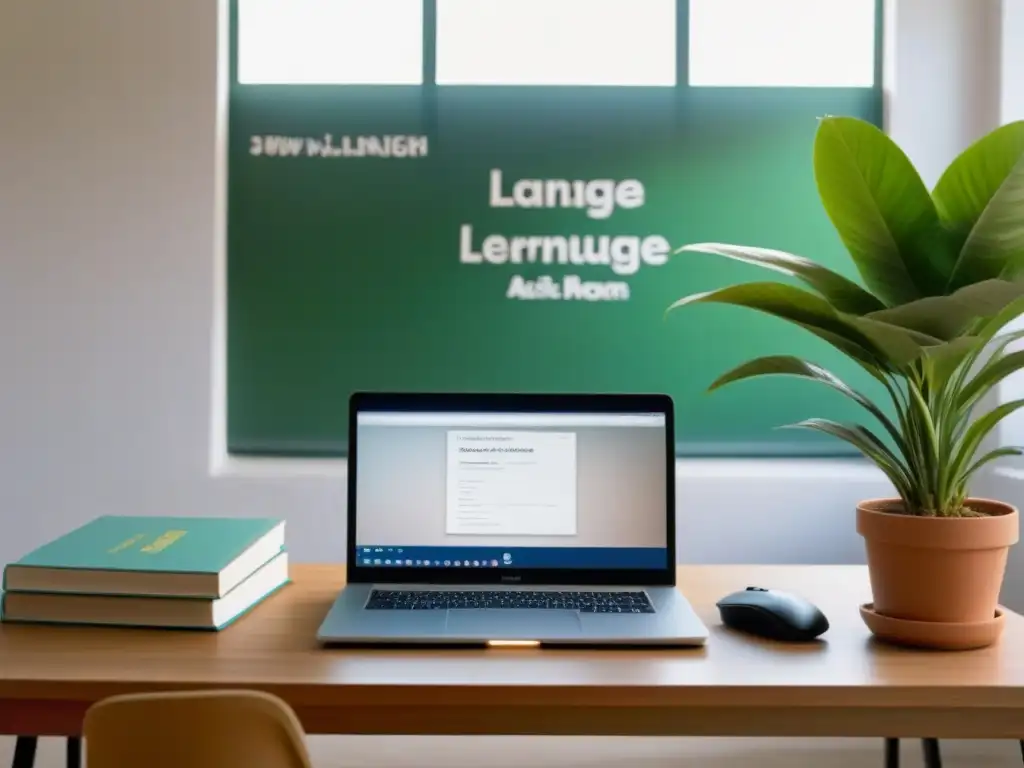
[236,0,423,85]
[688,0,876,87]
[434,0,677,86]
[225,0,883,459]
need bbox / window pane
[435,0,677,86]
[237,0,423,85]
[689,0,876,87]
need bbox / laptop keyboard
[365,589,655,613]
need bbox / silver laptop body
[317,392,708,647]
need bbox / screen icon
[374,558,381,565]
[385,559,391,565]
[473,560,480,567]
[490,559,498,567]
[405,559,413,566]
[444,560,451,566]
[502,552,513,564]
[454,561,462,567]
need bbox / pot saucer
[860,603,1005,650]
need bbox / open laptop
[317,392,708,647]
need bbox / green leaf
[801,326,907,394]
[973,294,1024,343]
[667,282,942,369]
[954,297,1024,379]
[709,355,906,451]
[863,279,1024,341]
[990,329,1024,358]
[667,282,862,340]
[813,116,948,304]
[841,314,944,367]
[810,327,888,373]
[675,243,885,315]
[923,336,984,382]
[957,447,1024,486]
[950,399,1024,483]
[904,379,941,507]
[957,349,1024,409]
[783,418,912,499]
[933,121,1024,290]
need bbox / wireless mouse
[716,586,829,642]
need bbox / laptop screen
[352,409,669,571]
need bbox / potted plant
[670,116,1024,650]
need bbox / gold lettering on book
[141,529,187,554]
[108,534,145,554]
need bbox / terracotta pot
[857,498,1019,641]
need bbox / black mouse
[716,586,829,641]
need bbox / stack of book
[0,515,288,630]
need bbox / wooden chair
[82,689,313,768]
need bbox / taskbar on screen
[354,545,666,569]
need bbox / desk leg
[921,738,942,768]
[65,738,80,768]
[884,738,899,768]
[11,737,37,768]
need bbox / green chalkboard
[226,1,885,457]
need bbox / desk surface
[2,565,1024,739]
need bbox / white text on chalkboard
[247,134,428,159]
[461,169,670,301]
[488,169,644,220]
[505,275,630,302]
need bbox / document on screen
[445,430,578,536]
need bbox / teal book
[2,515,285,598]
[0,551,290,631]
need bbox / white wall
[0,0,1012,582]
[885,0,1002,185]
[1001,1,1024,121]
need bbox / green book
[1,551,289,631]
[2,515,285,598]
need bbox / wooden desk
[2,565,1023,740]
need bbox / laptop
[316,392,709,647]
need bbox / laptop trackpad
[446,609,582,638]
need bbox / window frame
[221,0,886,461]
[229,0,885,91]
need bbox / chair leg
[11,737,37,768]
[65,737,81,768]
[921,738,942,768]
[1019,739,1023,763]
[884,738,899,768]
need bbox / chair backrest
[83,689,313,768]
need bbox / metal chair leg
[1019,739,1023,763]
[65,737,81,768]
[11,737,37,768]
[884,738,899,768]
[921,738,942,768]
